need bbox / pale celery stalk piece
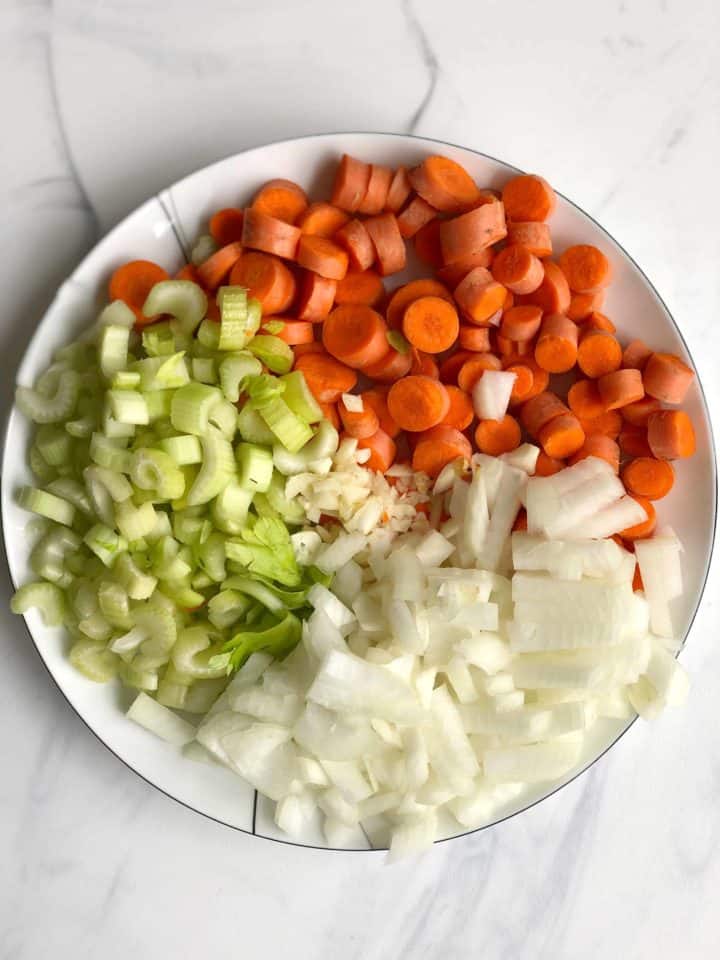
[261,397,314,454]
[219,353,263,403]
[18,487,76,526]
[185,428,235,506]
[170,382,223,435]
[99,324,130,379]
[16,369,79,424]
[160,434,203,465]
[11,582,66,626]
[142,280,208,337]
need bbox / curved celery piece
[197,318,221,350]
[10,581,66,626]
[66,415,97,438]
[211,481,253,535]
[151,536,191,581]
[86,300,136,342]
[131,448,186,501]
[115,499,157,541]
[83,523,127,566]
[109,626,146,656]
[219,575,286,615]
[170,382,223,436]
[84,466,125,527]
[173,513,211,546]
[98,580,132,629]
[18,487,75,526]
[191,357,217,384]
[247,335,293,374]
[145,391,174,423]
[190,234,217,266]
[46,477,93,515]
[207,589,253,629]
[29,444,57,482]
[16,369,79,424]
[272,419,339,476]
[114,552,157,600]
[100,324,130,379]
[279,370,323,423]
[261,398,313,453]
[237,405,276,446]
[70,639,119,682]
[85,465,133,503]
[236,442,274,493]
[216,611,302,674]
[155,676,189,709]
[36,424,72,466]
[134,598,177,658]
[256,470,306,525]
[219,353,262,403]
[185,428,235,507]
[159,434,202,466]
[172,624,227,679]
[119,662,158,691]
[141,321,176,358]
[89,433,132,473]
[160,579,205,609]
[196,531,226,583]
[30,527,81,587]
[208,399,238,440]
[108,389,149,426]
[142,280,207,337]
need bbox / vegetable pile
[10,150,698,855]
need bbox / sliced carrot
[621,457,675,500]
[229,252,296,315]
[505,221,552,258]
[647,410,696,460]
[520,391,569,437]
[500,305,543,342]
[251,179,308,224]
[621,496,656,540]
[459,325,491,352]
[195,244,244,291]
[334,269,384,307]
[296,271,337,322]
[297,202,350,237]
[437,249,494,287]
[597,368,644,410]
[387,376,450,432]
[294,353,357,403]
[262,319,314,345]
[495,334,532,358]
[516,357,550,402]
[412,425,473,476]
[361,388,400,438]
[322,304,388,370]
[365,213,406,276]
[643,352,694,404]
[582,311,615,334]
[402,296,460,354]
[577,329,622,378]
[521,261,571,314]
[242,209,300,260]
[505,363,535,403]
[334,219,375,272]
[385,166,412,213]
[622,339,653,371]
[455,269,507,325]
[109,260,170,326]
[209,208,245,246]
[502,174,555,222]
[619,424,653,458]
[409,156,481,213]
[440,385,474,430]
[534,313,578,373]
[567,290,605,322]
[622,396,661,427]
[397,196,436,239]
[293,341,326,358]
[358,164,393,215]
[538,413,585,459]
[632,563,644,591]
[491,245,544,295]
[410,349,439,378]
[568,435,620,472]
[513,508,528,531]
[439,350,475,384]
[332,154,371,213]
[339,398,380,439]
[535,451,565,476]
[567,379,606,420]
[457,353,503,392]
[414,220,444,268]
[440,202,507,264]
[387,279,453,330]
[363,348,413,383]
[578,409,623,439]
[475,414,522,456]
[558,244,611,293]
[296,235,349,281]
[356,428,397,472]
[319,401,340,430]
[174,263,202,283]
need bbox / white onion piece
[560,495,647,541]
[126,692,196,745]
[314,532,367,574]
[643,641,689,706]
[307,584,355,632]
[484,740,582,783]
[341,392,363,413]
[387,813,438,862]
[275,792,317,838]
[472,370,516,421]
[500,443,540,475]
[635,532,683,637]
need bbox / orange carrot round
[397,196,437,239]
[175,263,202,283]
[109,260,170,324]
[455,269,507,325]
[385,167,412,213]
[414,220,444,268]
[502,174,555,222]
[523,261,571,314]
[386,279,452,330]
[363,348,413,383]
[567,290,605,322]
[297,202,350,238]
[409,156,481,213]
[504,363,535,404]
[577,330,622,378]
[475,414,522,456]
[410,349,440,379]
[457,354,503,392]
[196,244,244,291]
[582,312,615,334]
[387,376,450,432]
[365,213,406,276]
[296,235,349,281]
[412,425,473,476]
[361,388,400,438]
[294,353,357,403]
[262,319,314,345]
[251,179,308,225]
[402,296,460,354]
[441,385,474,430]
[619,425,652,458]
[332,155,371,213]
[521,391,569,437]
[501,305,543,342]
[439,350,475,384]
[339,398,380,439]
[322,304,388,370]
[512,357,549,401]
[622,339,652,371]
[437,249,494,288]
[491,245,544,295]
[334,219,375,272]
[622,396,661,427]
[621,496,656,540]
[597,368,645,410]
[567,379,606,420]
[356,429,397,472]
[621,457,675,500]
[558,244,611,293]
[505,221,552,258]
[535,451,565,476]
[568,435,620,472]
[242,209,300,260]
[459,325,491,352]
[334,270,384,307]
[209,208,245,246]
[496,334,532,358]
[534,313,578,373]
[440,202,507,264]
[578,409,623,439]
[358,164,393,216]
[293,342,325,358]
[296,271,337,322]
[230,252,295,315]
[538,413,585,459]
[647,410,696,460]
[643,352,694,404]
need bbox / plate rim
[2,129,717,852]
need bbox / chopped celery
[225,517,301,587]
[108,389,149,426]
[18,487,75,526]
[190,234,217,265]
[237,405,277,445]
[208,399,238,440]
[216,287,248,350]
[29,444,57,482]
[207,589,253,629]
[134,353,190,391]
[36,424,72,466]
[273,420,339,476]
[192,357,217,384]
[256,470,305,525]
[261,397,313,453]
[170,382,222,435]
[112,370,142,390]
[279,370,323,423]
[172,625,227,679]
[145,391,174,422]
[223,575,309,611]
[236,442,274,493]
[11,581,66,626]
[173,513,211,546]
[247,335,293,374]
[16,369,79,424]
[46,478,93,515]
[115,499,157,541]
[70,639,119,682]
[213,611,301,674]
[219,353,262,403]
[160,434,202,465]
[99,324,130,379]
[114,552,157,599]
[142,322,176,357]
[196,532,226,582]
[98,580,132,629]
[211,481,253,535]
[83,524,127,566]
[196,318,221,350]
[142,280,208,337]
[131,448,186,500]
[89,433,132,473]
[185,428,235,507]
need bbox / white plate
[2,133,716,850]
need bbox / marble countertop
[2,1,719,957]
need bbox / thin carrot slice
[534,313,578,373]
[504,363,535,404]
[621,496,656,540]
[296,235,348,281]
[334,220,375,272]
[535,451,565,476]
[538,413,585,459]
[402,296,460,354]
[439,350,475,384]
[568,435,620,473]
[109,260,171,325]
[578,410,623,439]
[621,457,675,500]
[322,304,388,370]
[567,290,605,322]
[475,414,522,456]
[505,221,552,258]
[414,220,444,268]
[577,330,622,378]
[242,210,300,260]
[437,249,494,287]
[296,272,337,322]
[209,208,245,246]
[491,245,544,295]
[558,244,611,293]
[397,196,437,239]
[229,252,296,315]
[441,386,474,430]
[195,244,244,292]
[334,270,384,307]
[319,401,340,430]
[361,388,400,438]
[358,165,393,216]
[501,174,556,222]
[459,325,491,352]
[643,352,694,404]
[622,339,653,371]
[412,425,473,476]
[262,319,314,345]
[567,380,606,420]
[622,397,661,427]
[386,279,452,330]
[583,311,616,334]
[647,410,696,460]
[521,261,570,314]
[500,305,543,342]
[618,424,653,458]
[251,179,308,224]
[597,368,644,410]
[385,167,412,213]
[339,398,380,439]
[496,335,532,358]
[364,214,406,276]
[409,156,481,212]
[440,202,507,264]
[457,354,503,392]
[363,348,413,383]
[332,155,371,213]
[387,376,450,432]
[356,429,397,472]
[293,341,326,358]
[520,391,569,437]
[297,202,350,238]
[294,353,357,403]
[455,269,507,325]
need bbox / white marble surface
[1,0,719,956]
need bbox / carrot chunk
[621,457,675,500]
[251,179,308,224]
[502,174,556,222]
[387,376,450,432]
[402,296,460,353]
[322,304,388,370]
[409,156,482,212]
[642,353,694,404]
